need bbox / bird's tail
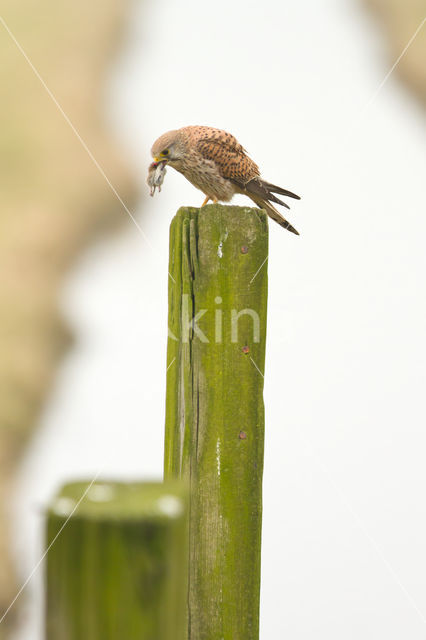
[248,194,299,235]
[240,177,300,234]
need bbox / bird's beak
[154,156,168,164]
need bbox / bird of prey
[149,125,300,234]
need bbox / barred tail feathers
[248,195,299,235]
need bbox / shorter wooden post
[46,481,188,640]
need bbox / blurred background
[0,0,425,638]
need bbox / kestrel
[149,125,300,234]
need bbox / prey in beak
[147,160,167,197]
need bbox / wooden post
[165,205,268,639]
[46,481,188,640]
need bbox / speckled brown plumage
[150,125,301,234]
[191,126,259,181]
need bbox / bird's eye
[161,149,169,156]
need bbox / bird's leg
[212,197,218,203]
[201,195,210,207]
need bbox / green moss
[165,205,268,640]
[46,481,188,640]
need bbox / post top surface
[48,480,187,521]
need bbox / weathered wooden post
[165,204,268,639]
[46,481,188,640]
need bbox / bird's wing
[194,128,260,184]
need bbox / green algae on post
[165,205,268,640]
[46,481,188,640]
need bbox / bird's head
[151,130,185,168]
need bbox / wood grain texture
[165,205,268,640]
